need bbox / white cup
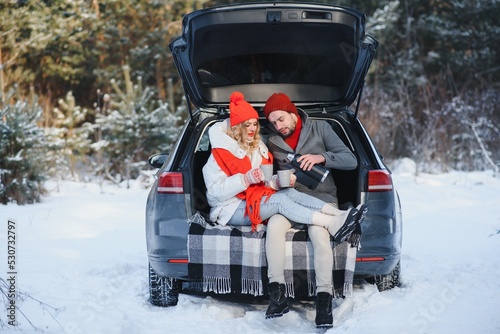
[261,164,274,181]
[277,170,292,187]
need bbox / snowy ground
[1,161,500,334]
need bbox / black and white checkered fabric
[187,213,357,298]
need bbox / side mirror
[148,153,169,169]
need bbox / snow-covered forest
[1,0,499,205]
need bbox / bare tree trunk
[168,77,174,113]
[156,58,166,100]
[469,121,499,177]
[92,0,100,18]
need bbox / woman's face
[242,118,259,142]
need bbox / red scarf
[284,115,302,150]
[212,148,276,231]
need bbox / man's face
[267,110,297,138]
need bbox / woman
[202,92,361,242]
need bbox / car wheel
[149,263,181,307]
[368,260,401,291]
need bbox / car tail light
[157,172,183,194]
[368,170,393,192]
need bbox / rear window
[198,53,350,88]
[194,23,357,90]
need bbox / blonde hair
[227,120,261,154]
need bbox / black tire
[149,263,181,307]
[368,260,401,292]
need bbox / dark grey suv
[146,2,402,307]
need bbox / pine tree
[0,89,52,204]
[93,65,185,184]
[52,91,93,179]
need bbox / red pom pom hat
[229,92,259,126]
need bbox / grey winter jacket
[267,110,357,204]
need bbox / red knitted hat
[263,92,298,118]
[229,92,259,126]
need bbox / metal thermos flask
[287,153,330,183]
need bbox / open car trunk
[170,2,378,115]
[191,114,362,218]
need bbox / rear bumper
[149,255,401,281]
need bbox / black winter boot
[315,292,333,328]
[265,282,289,319]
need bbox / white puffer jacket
[202,119,271,225]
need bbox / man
[263,92,359,328]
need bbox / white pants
[265,214,334,295]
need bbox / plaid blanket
[188,213,357,298]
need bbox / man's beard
[280,123,296,138]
